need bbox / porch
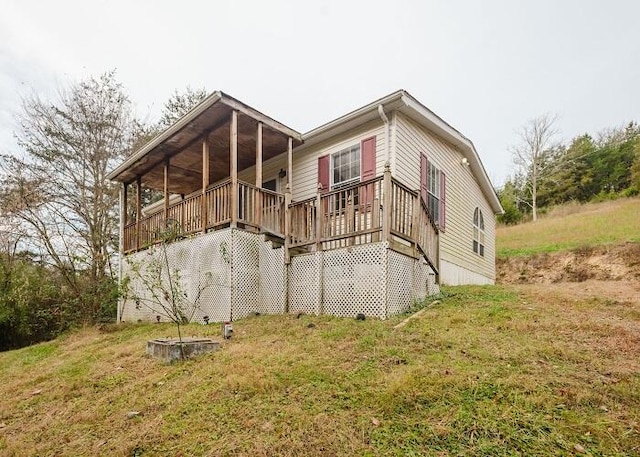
[122,167,439,274]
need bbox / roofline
[107,91,302,181]
[298,90,503,214]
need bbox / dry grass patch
[497,197,640,257]
[0,284,639,456]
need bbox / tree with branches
[510,114,559,222]
[0,71,139,322]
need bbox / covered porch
[109,92,302,254]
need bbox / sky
[1,0,639,187]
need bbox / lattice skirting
[119,229,285,324]
[119,232,438,323]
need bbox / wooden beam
[287,136,293,194]
[220,95,302,142]
[202,136,210,233]
[136,176,142,251]
[382,162,392,242]
[230,110,238,228]
[119,183,126,255]
[256,122,263,187]
[164,158,170,223]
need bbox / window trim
[426,160,441,226]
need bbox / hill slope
[497,197,640,258]
[1,285,639,456]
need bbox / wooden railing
[123,173,439,273]
[123,179,274,253]
[238,182,285,236]
[287,174,439,271]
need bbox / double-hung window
[473,207,485,257]
[420,154,446,229]
[331,144,360,190]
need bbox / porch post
[230,110,238,228]
[135,176,142,251]
[119,182,126,255]
[287,137,293,193]
[163,157,170,223]
[256,122,263,187]
[201,136,210,233]
[255,121,263,227]
[284,184,291,264]
[382,162,392,243]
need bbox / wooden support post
[163,158,170,224]
[411,194,421,257]
[136,176,142,251]
[230,110,238,228]
[119,182,126,255]
[382,162,392,243]
[315,183,323,252]
[256,121,263,227]
[346,194,355,246]
[202,136,210,233]
[284,184,291,264]
[287,137,293,194]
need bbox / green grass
[497,197,640,257]
[0,285,638,456]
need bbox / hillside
[496,198,640,284]
[497,197,640,258]
[1,284,639,456]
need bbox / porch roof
[108,92,302,194]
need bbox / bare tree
[510,114,559,221]
[0,71,138,322]
[157,86,208,130]
[124,223,212,359]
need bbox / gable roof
[299,90,503,214]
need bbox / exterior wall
[292,119,387,201]
[394,112,496,284]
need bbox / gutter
[377,105,391,164]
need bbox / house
[108,90,503,323]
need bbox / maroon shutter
[420,154,428,204]
[440,171,446,230]
[360,137,376,180]
[318,155,330,194]
[360,136,376,207]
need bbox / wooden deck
[123,173,439,274]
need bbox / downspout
[377,105,391,165]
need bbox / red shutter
[440,171,446,230]
[360,136,376,180]
[360,136,376,207]
[318,155,330,194]
[420,154,428,204]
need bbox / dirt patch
[497,242,640,284]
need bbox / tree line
[0,71,206,350]
[498,115,640,225]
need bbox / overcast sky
[1,0,639,186]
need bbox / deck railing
[288,174,439,271]
[123,173,439,273]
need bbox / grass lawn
[497,197,640,257]
[0,284,638,456]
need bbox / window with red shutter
[421,154,446,230]
[318,155,330,194]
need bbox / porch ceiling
[109,92,302,195]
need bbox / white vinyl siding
[292,119,386,202]
[394,112,496,283]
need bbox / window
[427,161,441,224]
[331,144,360,190]
[421,155,446,229]
[473,207,485,257]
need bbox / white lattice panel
[120,230,233,324]
[386,250,414,317]
[412,256,439,301]
[322,243,387,319]
[231,230,260,319]
[289,252,321,315]
[258,235,286,314]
